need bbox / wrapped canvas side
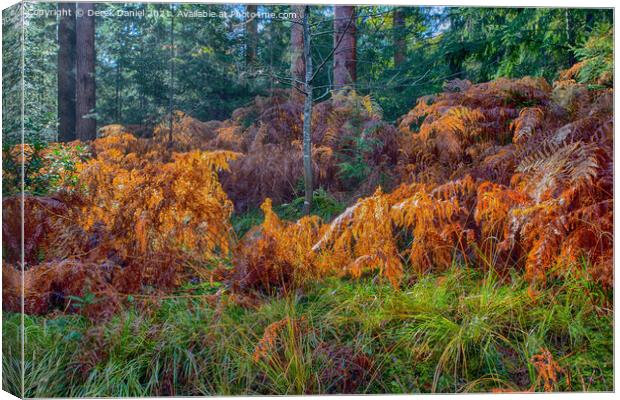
[2,2,25,399]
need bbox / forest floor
[3,263,613,396]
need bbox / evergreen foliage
[1,4,612,141]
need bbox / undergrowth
[232,188,345,237]
[2,63,613,395]
[3,264,611,396]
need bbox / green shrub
[573,23,613,87]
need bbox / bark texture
[393,7,406,67]
[57,2,76,142]
[76,2,96,140]
[246,5,258,66]
[290,4,305,101]
[333,6,356,90]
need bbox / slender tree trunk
[75,2,96,140]
[393,7,406,67]
[333,6,356,90]
[565,9,576,66]
[585,12,594,31]
[115,52,121,122]
[168,8,175,146]
[302,5,313,215]
[268,11,274,92]
[446,13,465,77]
[246,5,258,66]
[290,4,305,102]
[57,2,76,142]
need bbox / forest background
[2,2,612,145]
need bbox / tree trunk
[585,12,594,31]
[302,5,313,215]
[565,9,576,66]
[75,2,96,141]
[333,6,356,90]
[246,5,258,66]
[290,4,305,102]
[168,7,175,146]
[446,13,465,77]
[115,47,121,122]
[393,7,406,67]
[57,2,76,142]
